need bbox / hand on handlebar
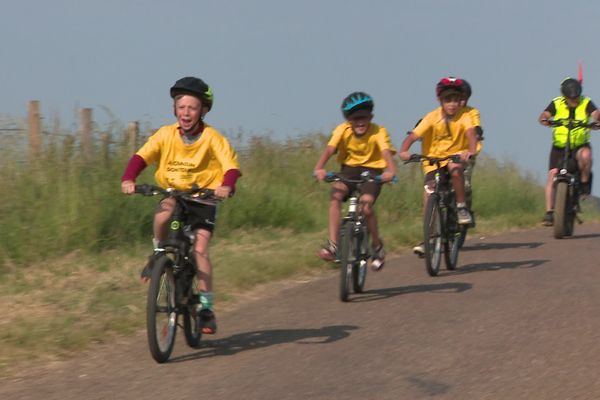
[459,151,474,163]
[313,169,327,182]
[214,186,232,199]
[121,180,136,195]
[540,118,551,127]
[380,171,396,183]
[399,151,412,162]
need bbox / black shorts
[548,144,590,171]
[161,197,217,233]
[424,167,454,186]
[335,165,384,202]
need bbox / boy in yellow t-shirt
[459,79,483,219]
[399,77,477,255]
[314,92,396,271]
[121,76,241,334]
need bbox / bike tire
[457,225,468,249]
[352,225,368,293]
[339,221,354,302]
[554,181,569,239]
[444,207,460,271]
[424,194,443,276]
[183,274,202,348]
[146,256,178,363]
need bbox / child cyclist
[399,77,477,256]
[459,79,483,227]
[121,76,241,334]
[313,92,397,271]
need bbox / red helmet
[436,77,464,98]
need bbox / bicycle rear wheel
[339,221,354,302]
[554,181,569,239]
[147,256,178,363]
[424,194,443,276]
[183,273,202,348]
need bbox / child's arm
[121,154,147,194]
[399,132,419,161]
[463,127,477,161]
[313,145,336,181]
[381,149,397,182]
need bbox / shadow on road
[561,232,600,240]
[350,282,472,303]
[440,259,548,276]
[168,325,359,363]
[461,241,544,251]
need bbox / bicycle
[405,154,466,276]
[134,184,217,363]
[543,118,600,239]
[324,171,386,302]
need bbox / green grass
[0,128,598,375]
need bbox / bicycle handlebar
[403,154,463,166]
[542,118,600,129]
[322,172,398,184]
[134,184,216,199]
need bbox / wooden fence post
[101,133,111,165]
[127,121,139,154]
[27,100,41,160]
[80,107,93,160]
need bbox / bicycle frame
[324,172,379,301]
[133,184,216,362]
[405,154,463,275]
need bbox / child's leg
[448,162,466,204]
[329,182,348,244]
[193,228,213,295]
[359,193,380,247]
[153,197,176,241]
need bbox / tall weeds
[0,126,548,270]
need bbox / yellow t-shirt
[136,123,240,190]
[327,122,396,169]
[464,105,482,153]
[413,107,474,174]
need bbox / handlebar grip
[134,184,151,194]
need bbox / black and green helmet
[170,76,214,111]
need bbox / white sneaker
[457,208,473,225]
[413,243,424,257]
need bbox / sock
[456,202,467,208]
[152,237,160,251]
[199,292,213,311]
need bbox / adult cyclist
[538,78,600,226]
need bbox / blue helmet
[341,92,374,118]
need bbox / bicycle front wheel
[339,221,354,302]
[444,208,460,271]
[424,194,443,276]
[554,181,569,239]
[147,256,178,363]
[352,225,368,293]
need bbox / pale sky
[2,0,600,192]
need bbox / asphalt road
[2,224,600,399]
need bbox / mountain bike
[134,184,217,363]
[405,154,465,276]
[324,171,385,302]
[544,118,600,239]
